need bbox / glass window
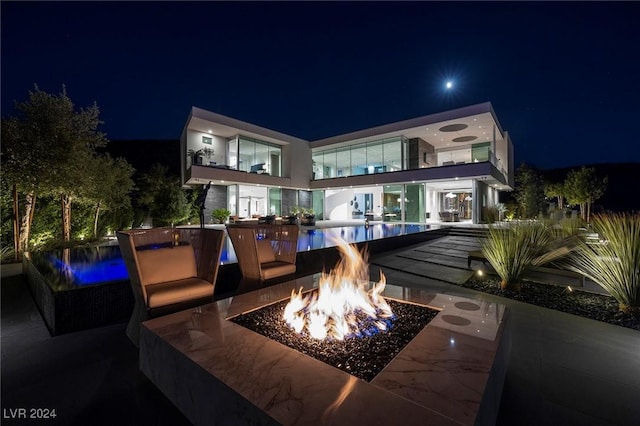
[367,141,384,174]
[268,144,281,176]
[254,142,269,173]
[350,144,367,176]
[312,152,324,180]
[238,137,254,173]
[382,185,403,222]
[312,190,324,220]
[325,149,337,178]
[268,187,281,216]
[336,146,350,177]
[238,185,268,218]
[311,136,409,179]
[404,184,425,222]
[383,138,403,172]
[227,185,237,216]
[471,142,490,163]
[227,137,238,169]
[237,136,281,176]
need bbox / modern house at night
[180,102,514,224]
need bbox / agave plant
[482,222,560,291]
[567,213,640,315]
[482,223,544,291]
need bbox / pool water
[29,245,129,290]
[33,224,430,288]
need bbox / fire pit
[140,241,511,425]
[230,241,439,382]
[231,293,438,382]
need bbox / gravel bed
[462,276,640,331]
[230,297,439,382]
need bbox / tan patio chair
[117,227,224,346]
[226,224,298,283]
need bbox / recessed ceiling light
[221,180,224,183]
[473,118,477,121]
[207,130,213,134]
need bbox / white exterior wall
[324,187,383,220]
[283,140,312,188]
[425,187,439,221]
[186,130,227,166]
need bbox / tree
[564,166,607,222]
[544,181,566,210]
[1,86,108,251]
[514,164,546,219]
[134,164,190,227]
[82,154,135,237]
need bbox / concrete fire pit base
[140,274,510,425]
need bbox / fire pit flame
[283,240,394,340]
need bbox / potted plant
[301,207,316,226]
[211,208,231,224]
[285,206,300,224]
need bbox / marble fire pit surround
[140,275,510,425]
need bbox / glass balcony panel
[323,149,337,178]
[350,144,367,176]
[227,136,238,169]
[238,137,254,173]
[312,152,324,180]
[336,147,350,177]
[383,139,402,172]
[366,140,384,174]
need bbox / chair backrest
[227,224,298,281]
[117,227,225,303]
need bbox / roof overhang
[310,102,504,152]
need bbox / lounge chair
[116,227,224,346]
[226,224,298,283]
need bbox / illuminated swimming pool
[32,224,431,287]
[24,223,435,335]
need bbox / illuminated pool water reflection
[33,224,431,288]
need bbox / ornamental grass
[482,222,552,291]
[567,213,640,315]
[482,220,581,292]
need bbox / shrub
[211,208,231,224]
[567,213,640,315]
[482,222,569,291]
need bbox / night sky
[2,1,639,170]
